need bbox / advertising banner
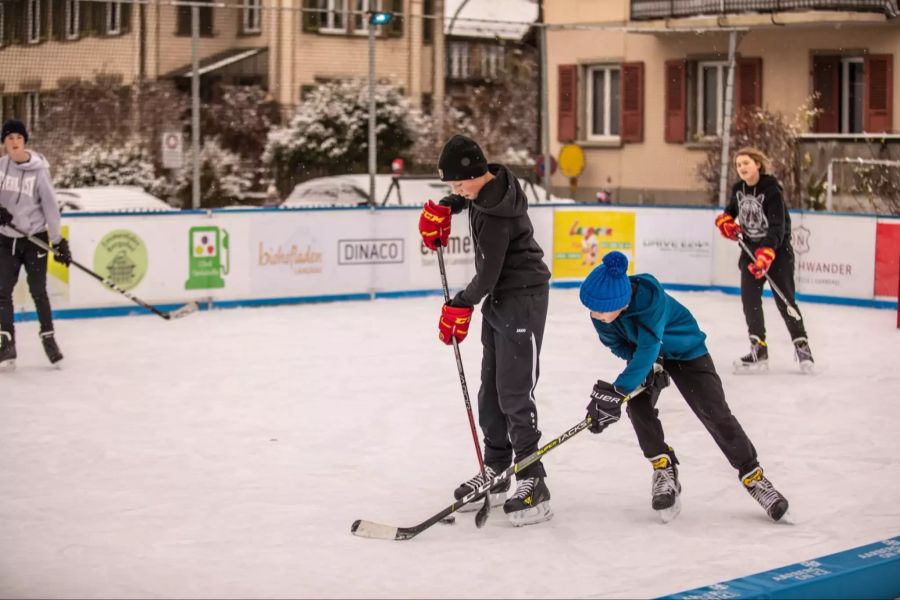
[552,209,635,279]
[874,221,900,298]
[791,213,876,299]
[634,209,713,285]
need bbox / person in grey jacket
[0,118,71,369]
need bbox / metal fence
[630,0,898,19]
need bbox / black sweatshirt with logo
[724,173,792,252]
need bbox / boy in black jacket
[715,147,813,373]
[418,135,552,526]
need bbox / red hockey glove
[748,246,776,279]
[715,212,742,241]
[438,304,473,345]
[418,200,452,251]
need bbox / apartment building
[545,0,899,204]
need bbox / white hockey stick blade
[351,520,399,540]
[167,301,200,320]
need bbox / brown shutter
[865,54,893,133]
[736,57,762,114]
[621,61,644,143]
[388,0,403,37]
[52,0,66,39]
[812,55,839,133]
[40,0,52,41]
[120,0,131,34]
[302,0,319,33]
[664,59,686,143]
[557,64,577,142]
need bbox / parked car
[56,186,176,213]
[280,174,567,208]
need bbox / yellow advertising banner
[552,210,635,279]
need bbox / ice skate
[733,335,768,373]
[792,337,814,374]
[741,466,790,522]
[453,465,510,512]
[503,476,552,526]
[40,331,63,366]
[650,454,681,524]
[0,332,15,371]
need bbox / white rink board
[11,206,886,315]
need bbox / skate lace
[462,466,497,490]
[747,477,782,510]
[511,477,536,500]
[652,467,677,496]
[794,340,813,363]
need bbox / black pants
[478,288,549,479]
[0,232,55,341]
[739,246,807,341]
[626,354,759,476]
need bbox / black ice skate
[453,465,510,512]
[0,332,16,371]
[650,454,681,523]
[792,337,814,374]
[741,466,790,522]
[40,331,64,365]
[733,335,768,373]
[503,476,552,526]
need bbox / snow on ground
[1,288,899,598]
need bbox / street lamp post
[367,11,393,206]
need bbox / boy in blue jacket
[579,251,789,523]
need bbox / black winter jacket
[724,174,792,252]
[440,164,550,307]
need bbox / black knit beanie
[1,119,28,144]
[438,135,488,181]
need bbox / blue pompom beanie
[579,251,632,312]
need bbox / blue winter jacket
[591,274,709,393]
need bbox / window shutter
[557,64,577,142]
[120,0,131,34]
[302,0,319,33]
[864,54,893,133]
[93,1,106,35]
[812,55,839,133]
[7,1,24,44]
[664,59,686,143]
[52,0,65,39]
[40,0,52,41]
[388,0,403,37]
[736,57,762,114]
[621,61,643,143]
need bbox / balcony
[631,0,898,20]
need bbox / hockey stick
[435,242,491,528]
[10,225,198,320]
[351,386,645,541]
[737,236,802,321]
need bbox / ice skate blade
[507,501,553,527]
[656,495,681,524]
[456,490,507,512]
[798,362,814,374]
[775,509,795,525]
[0,360,15,372]
[733,360,769,374]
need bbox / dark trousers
[478,289,549,479]
[739,246,807,341]
[0,232,55,341]
[626,354,759,476]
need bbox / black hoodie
[440,164,550,307]
[724,173,792,251]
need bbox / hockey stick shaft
[11,225,196,320]
[351,386,645,541]
[737,237,802,321]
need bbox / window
[696,61,727,137]
[587,65,621,139]
[177,0,214,36]
[243,0,261,33]
[352,0,380,34]
[449,42,470,79]
[319,0,346,32]
[422,0,433,44]
[27,0,41,43]
[841,57,865,134]
[65,0,79,39]
[25,93,40,130]
[107,1,121,34]
[480,45,505,79]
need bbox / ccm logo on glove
[748,246,775,279]
[418,200,452,251]
[715,212,742,241]
[438,304,473,345]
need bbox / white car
[280,174,566,208]
[56,186,176,213]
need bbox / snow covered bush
[52,138,172,199]
[174,138,253,208]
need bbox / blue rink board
[661,536,900,600]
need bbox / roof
[57,186,176,213]
[444,0,539,40]
[166,47,265,79]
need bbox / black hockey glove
[586,380,626,434]
[642,358,670,394]
[0,206,12,226]
[52,238,72,266]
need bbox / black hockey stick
[435,242,491,528]
[351,387,644,541]
[737,236,802,321]
[11,225,198,320]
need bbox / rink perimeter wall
[11,205,900,320]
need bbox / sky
[444,0,539,39]
[1,288,899,598]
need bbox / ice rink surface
[2,288,899,598]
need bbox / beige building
[0,0,445,126]
[544,0,899,204]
